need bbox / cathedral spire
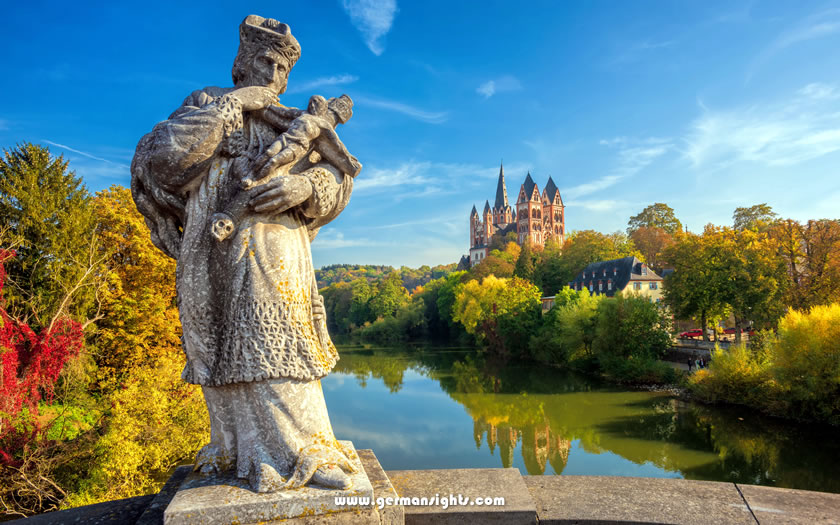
[494,160,509,210]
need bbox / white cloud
[354,96,448,123]
[476,75,522,99]
[354,162,436,192]
[42,140,129,168]
[313,229,386,249]
[749,8,840,80]
[798,82,839,100]
[684,83,840,168]
[286,74,359,94]
[477,81,495,99]
[562,138,671,199]
[341,0,398,56]
[354,159,531,199]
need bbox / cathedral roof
[543,176,561,203]
[494,161,509,210]
[470,204,478,217]
[522,172,538,201]
[483,200,491,214]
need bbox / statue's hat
[239,15,301,66]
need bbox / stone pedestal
[163,441,382,525]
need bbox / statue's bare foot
[195,444,230,474]
[249,462,285,493]
[311,464,352,490]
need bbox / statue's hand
[249,174,313,214]
[231,86,278,112]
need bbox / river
[322,343,840,493]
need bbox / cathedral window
[598,281,603,291]
[608,280,612,291]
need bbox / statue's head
[232,15,301,95]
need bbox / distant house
[567,256,664,301]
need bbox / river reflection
[322,344,840,493]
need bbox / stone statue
[130,15,361,493]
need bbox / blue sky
[2,1,840,268]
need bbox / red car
[679,329,703,339]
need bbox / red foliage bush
[0,249,83,466]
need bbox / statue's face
[244,49,290,94]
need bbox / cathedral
[468,162,565,264]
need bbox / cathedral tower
[541,176,565,245]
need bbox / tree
[533,237,565,296]
[468,255,514,281]
[733,203,777,232]
[452,276,541,356]
[771,219,840,310]
[0,143,99,331]
[513,241,536,281]
[627,203,682,235]
[557,230,640,285]
[321,282,353,334]
[715,227,787,340]
[90,187,181,385]
[369,272,409,319]
[593,294,672,360]
[630,226,674,273]
[662,232,727,341]
[0,250,84,516]
[488,231,518,252]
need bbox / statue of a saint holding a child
[131,15,360,493]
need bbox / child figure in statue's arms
[211,94,353,242]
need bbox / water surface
[323,344,840,493]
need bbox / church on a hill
[468,162,566,264]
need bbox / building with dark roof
[468,162,565,264]
[567,256,664,301]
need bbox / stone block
[163,441,375,525]
[385,468,535,525]
[357,449,404,525]
[738,484,840,524]
[523,475,755,524]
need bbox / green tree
[716,227,787,341]
[513,241,536,281]
[369,272,409,319]
[733,203,777,232]
[662,232,727,341]
[468,254,514,281]
[349,278,374,326]
[627,203,682,235]
[321,282,353,334]
[488,231,518,252]
[558,230,640,285]
[452,275,541,355]
[593,294,672,360]
[533,237,565,296]
[0,143,99,330]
